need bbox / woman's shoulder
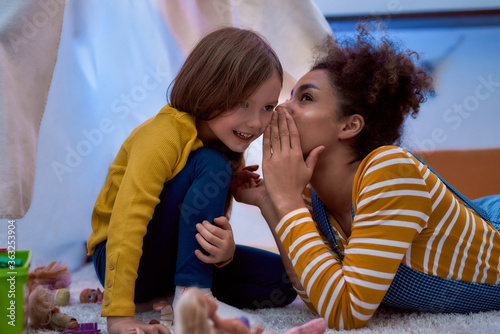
[356,145,421,180]
[362,145,412,165]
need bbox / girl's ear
[339,114,364,140]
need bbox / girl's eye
[263,105,275,112]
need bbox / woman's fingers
[278,110,290,151]
[284,111,301,152]
[263,123,272,159]
[270,111,281,153]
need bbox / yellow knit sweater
[87,105,203,316]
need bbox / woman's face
[276,69,340,155]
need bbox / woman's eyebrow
[291,83,320,97]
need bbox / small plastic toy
[152,301,174,326]
[61,322,101,334]
[80,288,103,304]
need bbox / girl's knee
[191,148,232,188]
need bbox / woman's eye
[300,94,312,102]
[263,105,275,111]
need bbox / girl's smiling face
[197,72,281,153]
[276,69,341,155]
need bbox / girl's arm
[101,114,202,317]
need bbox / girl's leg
[173,148,232,288]
[212,245,297,309]
[134,148,232,302]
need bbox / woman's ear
[339,114,364,140]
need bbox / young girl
[237,26,500,330]
[86,27,296,334]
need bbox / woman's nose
[275,101,291,114]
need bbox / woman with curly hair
[234,25,500,330]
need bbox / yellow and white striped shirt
[276,146,500,330]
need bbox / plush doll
[80,287,104,304]
[28,285,78,331]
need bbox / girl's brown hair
[169,27,283,217]
[169,26,283,121]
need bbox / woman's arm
[231,167,305,292]
[262,112,431,330]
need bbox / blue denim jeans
[93,148,296,308]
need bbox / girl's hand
[107,316,171,334]
[230,165,266,206]
[195,216,235,264]
[262,110,324,216]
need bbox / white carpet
[27,263,500,334]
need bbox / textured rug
[26,263,500,334]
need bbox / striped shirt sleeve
[276,147,432,330]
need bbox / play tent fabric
[0,0,331,270]
[0,0,65,219]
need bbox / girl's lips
[233,130,253,140]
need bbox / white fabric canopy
[0,0,65,219]
[0,0,331,270]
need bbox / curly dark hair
[312,24,434,159]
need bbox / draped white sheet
[0,0,331,270]
[0,0,65,219]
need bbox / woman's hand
[107,316,171,334]
[262,110,324,217]
[195,216,235,264]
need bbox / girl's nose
[246,113,262,129]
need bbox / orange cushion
[411,148,500,200]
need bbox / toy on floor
[152,301,174,326]
[28,285,78,331]
[80,287,104,304]
[28,260,71,306]
[61,322,101,334]
[174,287,263,334]
[172,287,327,334]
